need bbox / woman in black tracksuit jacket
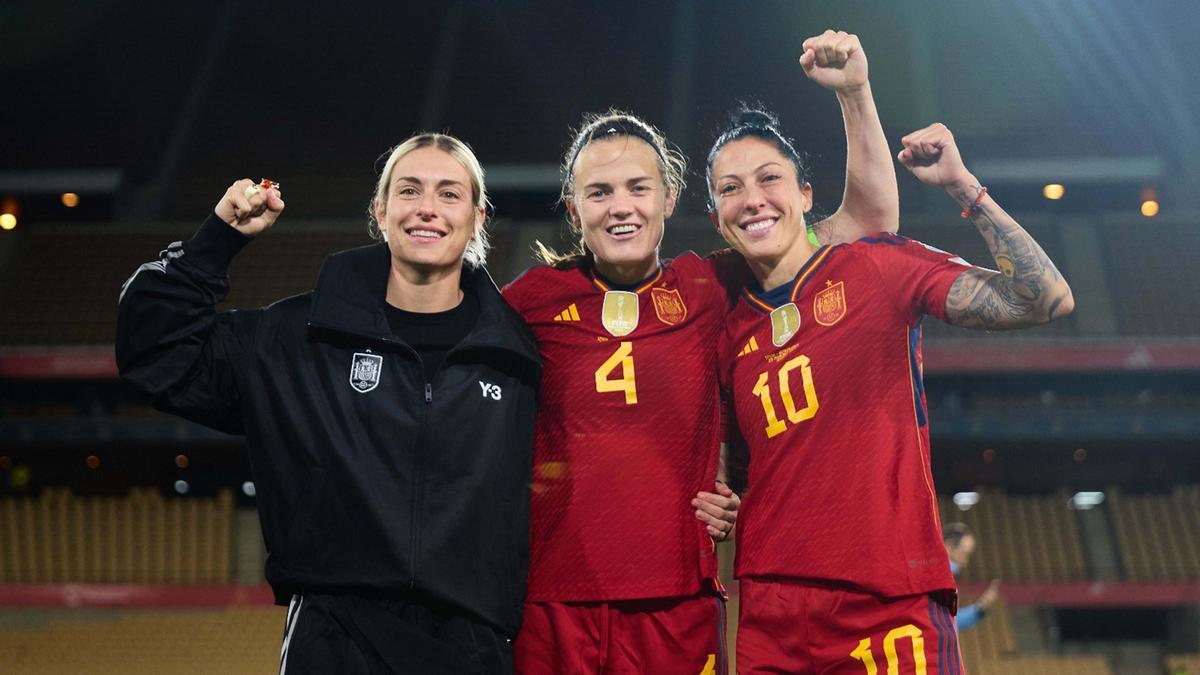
[116,133,540,674]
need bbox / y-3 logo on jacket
[479,381,502,400]
[350,352,383,393]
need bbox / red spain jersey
[503,252,740,602]
[719,234,971,599]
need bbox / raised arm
[801,30,900,245]
[116,180,285,432]
[898,124,1074,329]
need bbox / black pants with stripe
[279,593,514,674]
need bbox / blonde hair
[368,132,492,268]
[536,111,686,267]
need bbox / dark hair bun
[733,107,779,129]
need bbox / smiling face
[709,136,815,285]
[567,136,676,283]
[374,145,484,275]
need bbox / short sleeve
[500,267,537,318]
[857,235,972,325]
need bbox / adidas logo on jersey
[738,336,759,357]
[553,303,581,322]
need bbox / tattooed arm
[898,124,1074,329]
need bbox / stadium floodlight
[952,492,980,511]
[1069,491,1105,510]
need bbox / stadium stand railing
[0,488,234,584]
[1101,220,1200,337]
[956,598,1120,675]
[0,607,283,674]
[1,213,1199,347]
[1108,485,1200,581]
[966,655,1114,675]
[938,489,1089,583]
[957,597,1017,662]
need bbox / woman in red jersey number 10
[709,109,1073,672]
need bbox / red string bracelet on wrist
[961,186,988,218]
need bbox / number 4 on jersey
[595,341,637,404]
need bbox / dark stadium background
[2,1,1199,673]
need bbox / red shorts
[515,592,728,675]
[736,579,963,675]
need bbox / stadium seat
[0,488,235,584]
[0,607,285,674]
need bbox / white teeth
[609,224,638,235]
[744,218,776,233]
[409,229,444,239]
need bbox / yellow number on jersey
[850,625,927,675]
[751,354,818,438]
[595,341,637,404]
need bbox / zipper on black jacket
[410,375,432,590]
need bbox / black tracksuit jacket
[116,215,541,637]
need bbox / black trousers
[279,593,514,674]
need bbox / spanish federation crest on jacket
[116,214,541,637]
[349,352,383,393]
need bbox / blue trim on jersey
[758,279,794,307]
[715,595,729,675]
[742,245,834,314]
[909,323,928,427]
[928,597,947,675]
[928,597,961,675]
[946,602,963,674]
[857,234,907,246]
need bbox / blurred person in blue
[944,522,1002,630]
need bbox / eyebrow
[581,175,654,191]
[392,176,468,190]
[716,161,785,182]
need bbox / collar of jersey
[742,245,834,313]
[589,263,665,294]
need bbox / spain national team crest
[769,302,801,347]
[651,287,687,326]
[350,352,383,393]
[601,290,639,337]
[813,280,847,326]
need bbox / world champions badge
[602,290,639,337]
[769,302,801,347]
[651,287,687,326]
[813,280,847,326]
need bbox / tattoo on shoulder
[946,268,1037,330]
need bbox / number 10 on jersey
[751,354,818,438]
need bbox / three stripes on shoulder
[553,303,581,322]
[738,336,759,357]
